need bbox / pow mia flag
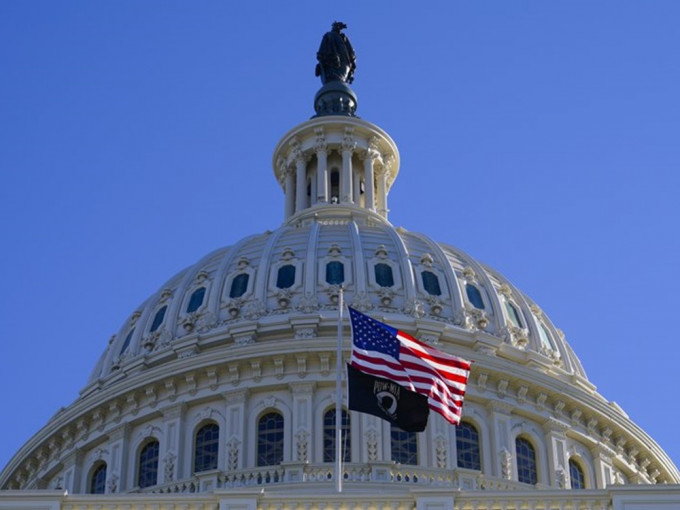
[347,364,429,432]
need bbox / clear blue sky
[1,1,679,474]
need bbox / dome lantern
[273,24,400,224]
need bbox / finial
[313,22,358,117]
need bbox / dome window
[119,329,134,355]
[187,287,206,313]
[465,284,485,310]
[421,271,442,296]
[257,412,284,467]
[276,264,296,289]
[326,261,345,285]
[569,458,586,489]
[323,408,351,463]
[229,273,249,298]
[538,323,556,351]
[137,439,160,489]
[515,437,538,485]
[374,263,394,287]
[456,422,481,470]
[149,306,167,333]
[505,302,523,328]
[194,422,219,473]
[391,424,418,465]
[89,462,107,494]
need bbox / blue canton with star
[349,307,400,360]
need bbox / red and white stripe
[351,329,471,425]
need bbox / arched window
[89,462,107,494]
[421,271,442,296]
[326,261,345,285]
[465,284,485,310]
[150,306,167,333]
[276,264,296,289]
[569,458,586,489]
[323,408,351,463]
[229,273,249,298]
[137,439,159,489]
[194,422,219,473]
[257,412,284,466]
[515,437,538,485]
[391,424,417,465]
[119,329,134,355]
[187,287,206,313]
[505,301,523,328]
[374,263,394,287]
[330,169,340,203]
[456,422,481,470]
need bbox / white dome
[90,216,585,386]
[2,108,678,496]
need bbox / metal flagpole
[335,287,344,493]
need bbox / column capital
[341,126,356,153]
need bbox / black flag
[347,364,429,432]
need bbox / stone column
[295,155,307,213]
[341,127,356,204]
[224,390,248,471]
[487,401,514,479]
[289,382,315,462]
[543,418,570,488]
[315,128,328,203]
[107,424,129,493]
[161,404,185,485]
[60,450,82,493]
[363,147,378,212]
[591,445,615,488]
[284,166,295,219]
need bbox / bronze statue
[315,22,356,84]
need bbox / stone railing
[143,463,545,493]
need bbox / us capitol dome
[2,23,679,510]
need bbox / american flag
[348,307,471,425]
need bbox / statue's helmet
[332,21,347,31]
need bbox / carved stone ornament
[377,287,395,307]
[107,473,118,493]
[434,435,447,469]
[375,244,388,259]
[556,467,567,488]
[327,244,342,257]
[294,327,317,340]
[276,288,292,308]
[403,298,425,319]
[314,127,326,152]
[341,127,356,152]
[365,428,378,462]
[500,448,512,480]
[467,308,488,330]
[420,253,434,268]
[242,300,266,320]
[196,310,217,332]
[295,429,310,462]
[351,290,372,311]
[502,325,529,349]
[164,451,176,481]
[227,438,240,471]
[327,284,342,304]
[223,297,244,318]
[462,266,476,282]
[297,293,318,313]
[160,288,173,303]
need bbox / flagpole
[335,286,344,493]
